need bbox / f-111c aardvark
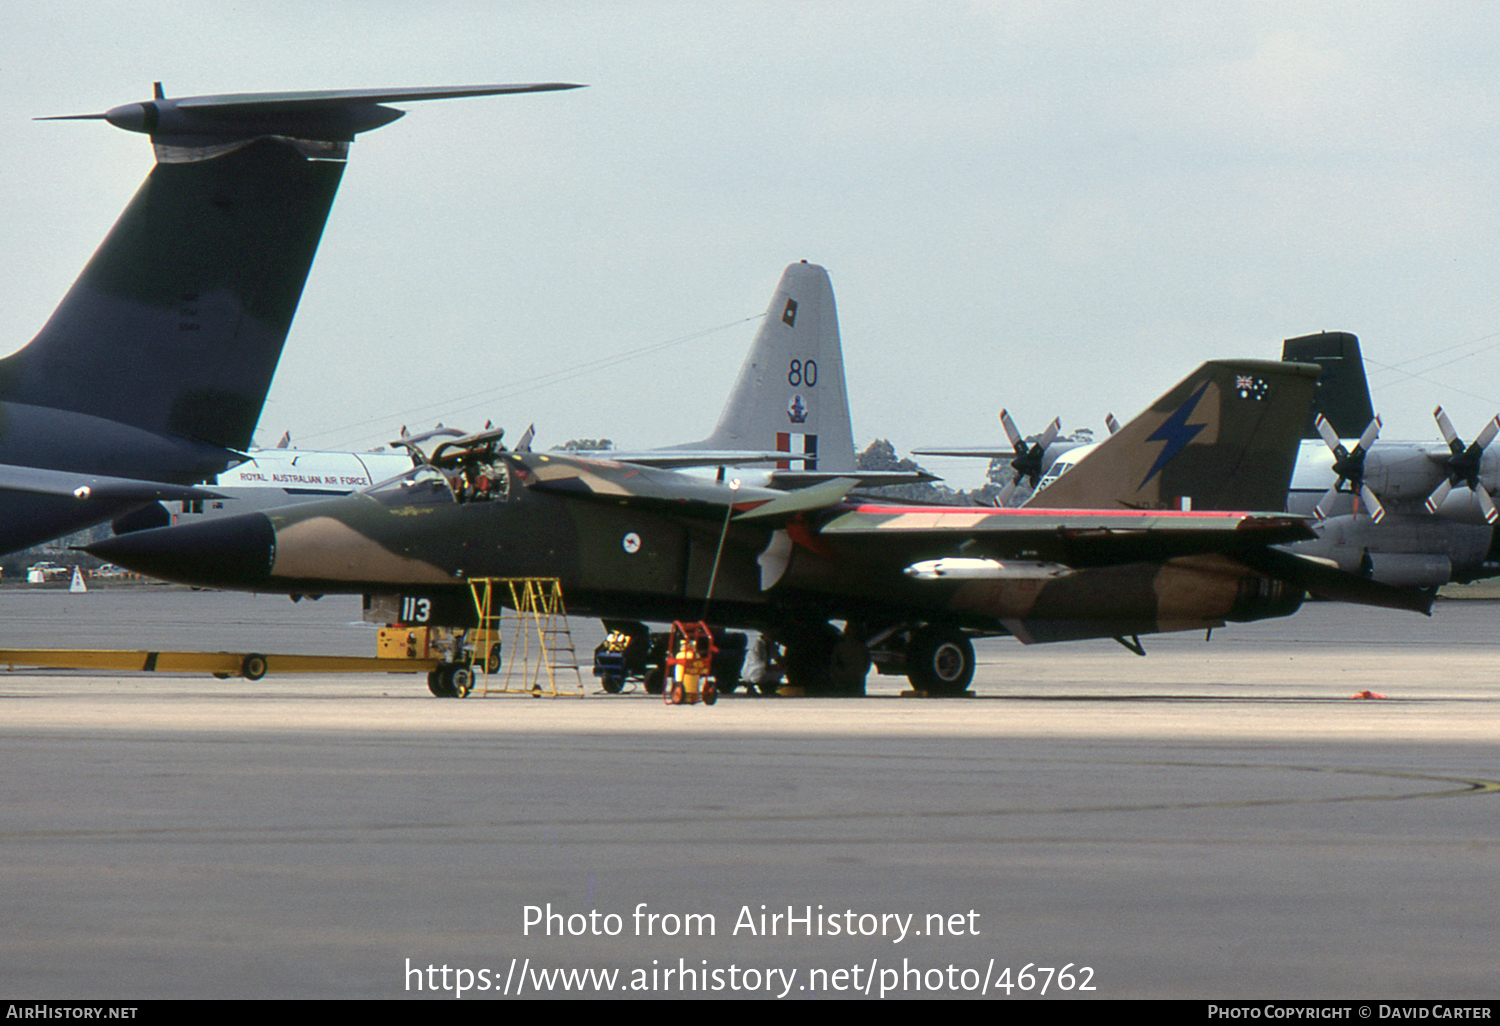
[92,358,1430,696]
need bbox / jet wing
[817,504,1316,564]
[817,502,1431,614]
[572,448,939,490]
[511,451,790,519]
[511,451,900,525]
[0,464,222,503]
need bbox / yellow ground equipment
[0,648,439,679]
[467,577,585,697]
[663,620,719,707]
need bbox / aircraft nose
[86,513,275,589]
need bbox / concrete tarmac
[0,585,1497,999]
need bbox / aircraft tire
[711,631,747,694]
[427,668,456,698]
[783,622,840,693]
[829,631,871,696]
[241,653,268,681]
[905,626,974,695]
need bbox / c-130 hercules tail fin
[674,261,857,473]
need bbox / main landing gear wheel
[782,622,840,694]
[906,626,974,695]
[782,623,870,695]
[829,631,871,696]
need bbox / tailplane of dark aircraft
[0,81,580,554]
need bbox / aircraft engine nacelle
[1360,553,1454,588]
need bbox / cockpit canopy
[365,455,511,506]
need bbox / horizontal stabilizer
[42,82,586,145]
[767,469,937,489]
[594,449,805,469]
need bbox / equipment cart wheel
[427,664,471,698]
[667,681,686,706]
[241,653,268,681]
[702,682,718,706]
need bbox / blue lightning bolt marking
[1140,380,1212,487]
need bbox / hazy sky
[6,2,1500,488]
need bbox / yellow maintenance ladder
[468,577,586,697]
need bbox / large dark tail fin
[0,139,343,451]
[1,83,582,453]
[1024,359,1319,511]
[1280,331,1375,441]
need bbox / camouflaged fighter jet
[0,81,580,555]
[90,358,1431,695]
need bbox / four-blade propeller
[995,410,1061,505]
[1313,414,1384,522]
[1425,407,1500,524]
